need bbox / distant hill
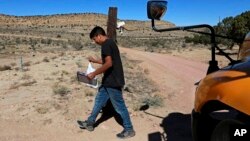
[0,13,175,34]
[0,13,193,53]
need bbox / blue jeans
[87,86,133,131]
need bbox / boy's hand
[87,72,95,80]
[87,56,95,63]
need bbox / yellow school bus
[147,1,250,141]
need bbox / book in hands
[77,71,97,86]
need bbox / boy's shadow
[94,99,123,127]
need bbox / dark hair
[89,26,106,39]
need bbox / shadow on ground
[94,99,123,128]
[81,102,193,141]
[148,112,193,141]
[78,99,123,130]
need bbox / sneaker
[77,120,94,131]
[116,129,136,139]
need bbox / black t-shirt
[101,39,125,88]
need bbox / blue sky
[0,0,249,26]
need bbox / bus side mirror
[147,0,168,20]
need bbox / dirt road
[120,47,208,113]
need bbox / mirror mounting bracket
[151,19,219,74]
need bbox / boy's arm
[87,56,112,80]
[88,56,103,64]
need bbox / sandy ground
[0,47,210,141]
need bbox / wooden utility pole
[107,7,117,42]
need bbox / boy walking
[77,26,135,139]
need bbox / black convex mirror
[147,0,167,20]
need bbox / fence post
[20,56,23,71]
[107,7,117,42]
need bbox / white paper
[85,62,98,88]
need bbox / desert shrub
[70,75,78,83]
[41,38,52,45]
[21,74,32,80]
[61,70,69,75]
[36,107,49,114]
[62,44,68,49]
[44,77,53,80]
[140,95,163,108]
[47,39,52,45]
[21,80,37,87]
[184,36,194,43]
[85,89,94,97]
[15,37,21,44]
[71,41,83,50]
[151,41,159,47]
[51,56,57,60]
[144,68,150,75]
[51,71,60,75]
[23,61,32,67]
[53,84,70,96]
[75,61,83,68]
[58,52,65,57]
[0,65,11,71]
[10,62,16,66]
[182,43,187,48]
[43,57,50,62]
[10,80,37,89]
[31,44,36,51]
[41,39,46,44]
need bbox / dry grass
[75,61,83,68]
[36,107,49,114]
[9,80,37,89]
[52,83,70,96]
[121,55,163,110]
[84,89,95,97]
[21,74,32,80]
